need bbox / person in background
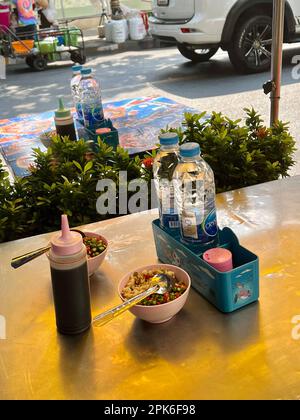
[38,0,57,29]
[10,8,19,31]
[12,0,37,39]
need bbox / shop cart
[0,24,86,71]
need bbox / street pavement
[1,44,300,175]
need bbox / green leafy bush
[164,108,296,192]
[0,137,152,243]
[0,108,296,243]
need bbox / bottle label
[159,182,179,230]
[203,208,218,237]
[180,205,218,244]
[161,214,180,230]
[82,105,104,129]
[76,103,83,120]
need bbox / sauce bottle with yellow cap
[49,215,91,335]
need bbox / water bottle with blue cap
[70,65,83,123]
[173,142,218,245]
[79,68,104,130]
[153,133,180,230]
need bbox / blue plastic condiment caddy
[76,118,119,150]
[152,219,259,313]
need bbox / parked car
[149,0,300,73]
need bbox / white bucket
[129,16,146,41]
[111,19,128,44]
[104,20,114,43]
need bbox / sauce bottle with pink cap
[48,215,91,335]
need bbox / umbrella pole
[270,0,285,125]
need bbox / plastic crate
[12,40,34,55]
[36,39,58,54]
[47,52,60,62]
[152,219,259,313]
[63,28,81,47]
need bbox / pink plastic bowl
[83,232,108,276]
[118,264,191,324]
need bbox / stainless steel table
[1,177,300,400]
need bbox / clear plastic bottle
[79,68,104,130]
[70,65,83,123]
[153,133,180,230]
[173,143,218,245]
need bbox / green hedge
[0,108,296,243]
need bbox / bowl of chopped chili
[83,232,108,276]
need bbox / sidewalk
[0,30,163,73]
[83,29,162,56]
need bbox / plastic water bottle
[79,68,104,130]
[70,65,83,123]
[173,143,218,245]
[153,133,180,230]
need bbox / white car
[150,0,300,73]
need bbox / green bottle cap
[55,98,71,118]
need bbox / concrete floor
[1,44,300,175]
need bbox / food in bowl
[84,236,107,258]
[118,264,191,324]
[121,269,187,306]
[82,232,108,276]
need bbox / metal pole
[270,0,285,125]
[60,0,66,20]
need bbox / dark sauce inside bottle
[51,262,91,335]
[56,122,77,141]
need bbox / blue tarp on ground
[0,96,196,177]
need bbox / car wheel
[32,55,48,71]
[228,15,272,74]
[177,44,219,63]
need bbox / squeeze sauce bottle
[54,98,77,141]
[49,215,91,335]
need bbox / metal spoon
[10,229,86,269]
[93,274,175,327]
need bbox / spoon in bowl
[93,274,175,327]
[10,229,86,269]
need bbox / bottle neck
[160,144,179,152]
[180,154,201,162]
[49,244,87,270]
